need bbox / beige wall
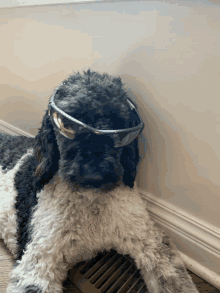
[0,1,220,228]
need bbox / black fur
[12,112,60,260]
[0,133,33,172]
[121,138,139,188]
[24,285,42,293]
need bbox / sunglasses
[48,89,144,148]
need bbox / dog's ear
[120,138,140,188]
[34,111,60,184]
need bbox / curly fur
[0,70,199,293]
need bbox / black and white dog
[0,70,198,293]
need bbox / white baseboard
[180,252,220,289]
[139,190,220,289]
[0,119,34,137]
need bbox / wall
[0,0,220,282]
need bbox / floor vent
[68,250,148,293]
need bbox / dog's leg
[115,223,198,293]
[7,236,69,293]
[7,195,72,293]
[0,184,17,256]
[0,150,33,256]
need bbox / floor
[187,270,220,293]
[0,240,219,293]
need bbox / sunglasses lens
[49,107,82,139]
[113,129,142,148]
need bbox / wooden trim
[0,119,34,137]
[0,0,105,9]
[180,252,220,289]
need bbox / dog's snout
[69,146,123,183]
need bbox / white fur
[0,149,33,256]
[7,174,194,293]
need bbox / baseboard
[139,190,220,289]
[0,119,34,137]
[180,252,220,289]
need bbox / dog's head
[34,70,143,190]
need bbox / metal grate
[68,250,148,293]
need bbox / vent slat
[116,265,138,293]
[127,275,142,293]
[84,251,113,279]
[106,260,133,293]
[89,253,119,284]
[80,251,108,275]
[136,282,146,293]
[130,280,146,293]
[106,266,141,293]
[93,254,121,288]
[99,257,126,292]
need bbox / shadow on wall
[118,73,220,227]
[0,69,68,136]
[0,85,43,136]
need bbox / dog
[0,70,198,293]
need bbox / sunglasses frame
[48,89,144,146]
